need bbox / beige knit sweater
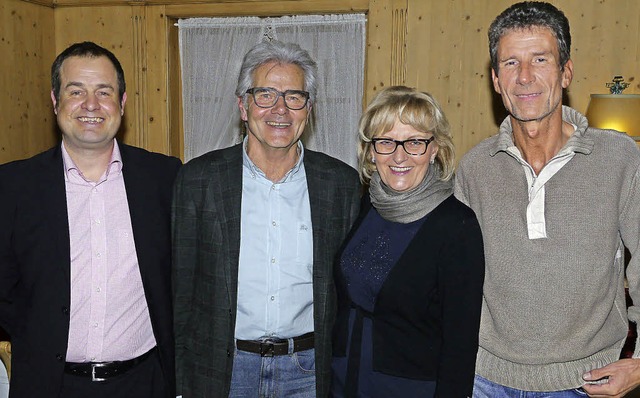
[454,106,640,391]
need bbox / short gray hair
[235,40,317,106]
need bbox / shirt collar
[61,140,123,183]
[490,105,594,157]
[241,136,305,183]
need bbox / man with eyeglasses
[172,40,360,397]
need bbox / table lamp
[585,76,640,141]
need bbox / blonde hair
[357,86,455,185]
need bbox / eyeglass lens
[373,138,432,155]
[249,87,308,110]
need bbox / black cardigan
[333,195,485,397]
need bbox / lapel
[119,144,155,287]
[39,145,72,283]
[303,151,333,280]
[207,145,243,308]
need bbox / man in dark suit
[0,41,180,397]
[173,40,360,397]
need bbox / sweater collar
[490,105,594,157]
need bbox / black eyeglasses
[246,87,310,110]
[371,137,435,156]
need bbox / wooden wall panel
[162,0,368,17]
[405,0,640,160]
[365,0,404,103]
[21,0,52,6]
[0,0,55,164]
[144,5,174,155]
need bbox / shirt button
[272,221,276,227]
[93,322,98,328]
[271,258,276,264]
[95,219,101,225]
[56,353,64,361]
[270,296,275,301]
[96,287,101,293]
[96,252,101,258]
[61,306,69,315]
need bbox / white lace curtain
[177,14,366,167]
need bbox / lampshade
[585,94,640,140]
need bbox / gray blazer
[172,144,360,397]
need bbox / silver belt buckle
[91,363,108,382]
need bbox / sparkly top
[340,207,427,313]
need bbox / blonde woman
[331,86,484,397]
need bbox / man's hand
[582,358,640,397]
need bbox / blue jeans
[229,345,316,398]
[473,375,588,398]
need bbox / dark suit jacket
[333,195,485,397]
[0,142,181,397]
[172,144,360,397]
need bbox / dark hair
[489,1,571,72]
[51,41,126,104]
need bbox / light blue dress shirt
[235,139,314,340]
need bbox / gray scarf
[369,164,453,223]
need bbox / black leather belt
[236,332,314,357]
[64,347,155,381]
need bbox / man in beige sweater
[455,2,640,397]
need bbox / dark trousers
[59,349,168,398]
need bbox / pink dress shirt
[62,141,156,362]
